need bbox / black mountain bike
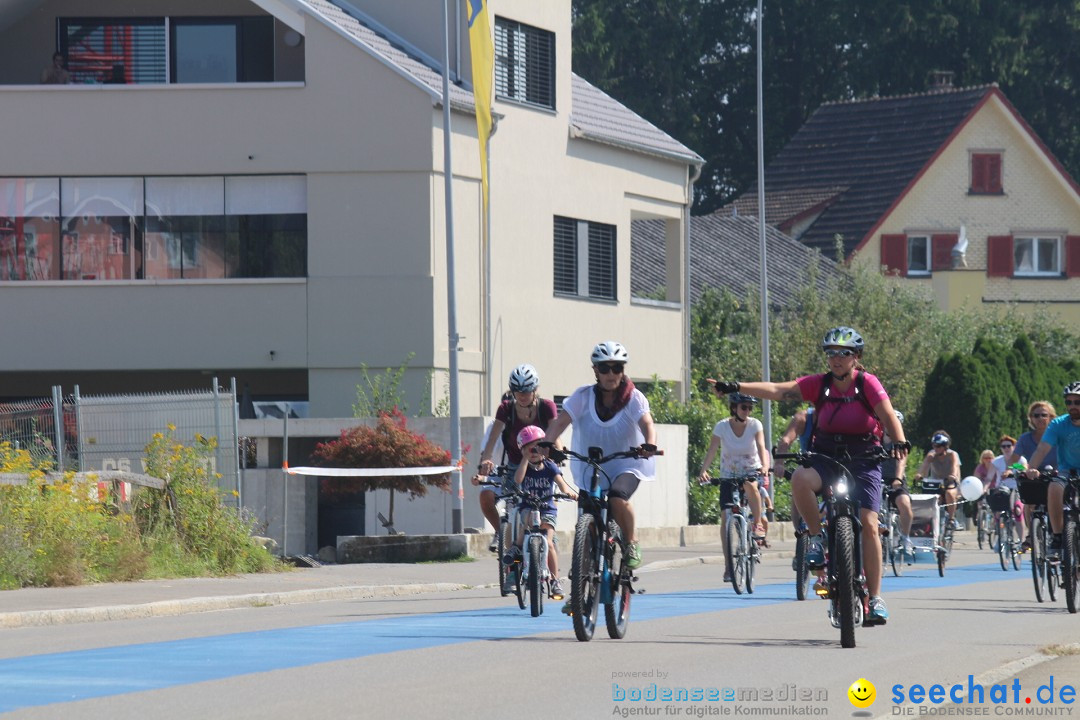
[1032,469,1080,613]
[545,443,661,642]
[774,445,891,649]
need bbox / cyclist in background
[914,431,962,530]
[511,425,578,599]
[1023,383,1080,560]
[698,392,770,581]
[713,326,909,625]
[544,341,657,574]
[472,364,559,551]
[773,407,814,533]
[992,436,1028,548]
[1016,401,1058,471]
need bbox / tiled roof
[570,75,703,163]
[721,186,847,229]
[753,85,992,257]
[631,213,843,307]
[302,2,700,165]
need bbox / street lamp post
[756,0,773,443]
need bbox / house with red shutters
[731,77,1080,332]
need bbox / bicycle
[477,471,522,601]
[1030,469,1080,613]
[774,444,892,649]
[987,487,1021,572]
[918,478,956,576]
[546,443,661,642]
[703,472,763,594]
[1019,475,1056,603]
[975,495,995,551]
[507,487,574,617]
[878,488,904,577]
[781,470,815,601]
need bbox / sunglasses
[1031,412,1050,418]
[1065,399,1080,407]
[526,445,544,453]
[933,443,948,448]
[595,363,624,375]
[737,404,754,411]
[1000,443,1014,449]
[824,348,857,358]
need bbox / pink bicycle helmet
[516,425,546,448]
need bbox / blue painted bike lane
[0,563,1024,713]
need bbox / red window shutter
[931,233,958,271]
[880,234,907,275]
[987,235,1013,277]
[971,154,988,192]
[1066,235,1080,278]
[988,154,1003,193]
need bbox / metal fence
[0,379,240,504]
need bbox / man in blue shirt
[1024,383,1080,559]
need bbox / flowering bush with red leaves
[313,408,453,501]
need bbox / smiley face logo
[848,678,876,709]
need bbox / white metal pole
[756,0,773,442]
[442,0,464,533]
[283,406,289,557]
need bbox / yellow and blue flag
[467,0,494,212]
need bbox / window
[553,215,616,300]
[970,152,1003,194]
[0,176,306,281]
[494,17,555,109]
[1013,236,1061,276]
[906,235,929,274]
[60,16,274,84]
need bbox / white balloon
[959,476,984,502]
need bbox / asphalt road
[1,540,1078,720]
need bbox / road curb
[0,583,470,629]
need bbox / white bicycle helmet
[590,341,629,365]
[1064,381,1080,397]
[821,326,865,351]
[508,364,540,393]
[894,410,904,424]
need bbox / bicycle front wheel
[726,513,746,594]
[1031,516,1047,602]
[1064,517,1079,614]
[834,516,858,649]
[604,521,631,639]
[977,509,986,550]
[497,517,509,597]
[1010,521,1021,571]
[998,518,1010,572]
[795,532,811,601]
[889,515,904,577]
[528,535,544,617]
[570,514,600,641]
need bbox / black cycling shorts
[607,473,641,501]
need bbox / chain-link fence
[0,380,240,504]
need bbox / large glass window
[174,24,237,83]
[60,18,166,84]
[225,176,307,278]
[495,17,555,109]
[553,215,616,301]
[0,179,60,281]
[61,177,143,280]
[0,176,305,281]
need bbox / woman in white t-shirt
[698,392,770,539]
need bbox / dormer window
[970,152,1003,194]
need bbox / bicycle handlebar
[703,473,762,487]
[773,445,893,464]
[540,443,663,466]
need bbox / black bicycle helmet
[728,392,758,407]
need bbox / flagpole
[442,0,464,533]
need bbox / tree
[313,409,452,530]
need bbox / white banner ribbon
[284,466,458,477]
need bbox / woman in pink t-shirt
[712,326,909,625]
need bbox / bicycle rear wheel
[794,532,810,601]
[1031,516,1047,602]
[977,508,987,550]
[998,517,1010,571]
[834,516,858,649]
[1064,517,1079,614]
[1011,521,1022,571]
[604,521,631,639]
[497,517,509,597]
[528,535,544,617]
[889,515,904,577]
[570,514,600,641]
[746,540,757,594]
[726,513,746,594]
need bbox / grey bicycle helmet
[894,410,904,424]
[590,341,629,365]
[1064,381,1080,397]
[821,326,865,351]
[508,363,540,393]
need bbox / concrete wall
[238,417,689,555]
[855,93,1080,333]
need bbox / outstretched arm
[711,379,803,403]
